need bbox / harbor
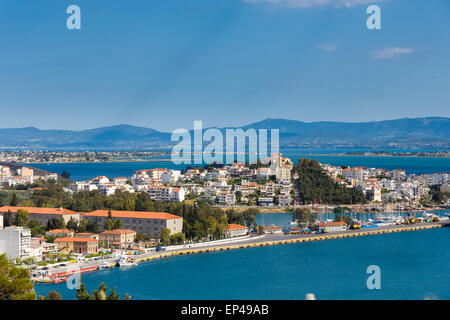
[33,217,450,284]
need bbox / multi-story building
[278,194,291,206]
[0,206,81,226]
[99,229,136,249]
[0,226,31,260]
[217,191,236,206]
[82,210,183,238]
[54,237,98,254]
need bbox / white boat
[98,262,114,270]
[118,256,137,268]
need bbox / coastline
[36,219,449,284]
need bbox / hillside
[0,117,448,149]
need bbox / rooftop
[0,206,80,215]
[83,210,182,220]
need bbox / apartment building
[0,226,31,260]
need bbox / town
[0,152,449,285]
[0,150,168,163]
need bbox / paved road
[42,219,449,278]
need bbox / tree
[107,287,120,300]
[104,218,114,231]
[44,290,62,300]
[160,228,171,245]
[114,219,123,229]
[10,192,18,206]
[77,219,88,233]
[76,283,92,300]
[87,220,99,233]
[104,210,115,230]
[47,217,65,231]
[75,282,128,300]
[257,224,264,235]
[29,219,45,237]
[0,254,36,300]
[92,282,108,300]
[14,209,29,227]
[242,208,259,228]
[294,208,315,228]
[3,210,13,227]
[66,217,78,231]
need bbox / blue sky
[0,0,449,131]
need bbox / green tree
[13,209,29,227]
[160,228,171,245]
[107,287,120,300]
[257,224,264,235]
[66,217,78,231]
[10,192,18,206]
[29,219,45,237]
[114,219,123,229]
[76,283,92,300]
[0,253,36,300]
[104,218,114,231]
[294,207,315,228]
[44,290,62,300]
[3,210,13,227]
[77,219,88,233]
[242,208,259,228]
[47,217,65,231]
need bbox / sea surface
[26,149,450,181]
[34,223,450,300]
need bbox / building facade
[0,226,31,260]
[82,210,183,238]
[0,206,81,226]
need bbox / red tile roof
[0,206,80,215]
[83,210,182,220]
[227,224,248,230]
[100,229,136,235]
[54,237,97,243]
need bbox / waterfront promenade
[39,219,450,281]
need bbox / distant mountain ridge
[0,117,449,149]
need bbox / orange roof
[227,224,248,230]
[83,210,182,220]
[47,229,72,234]
[54,237,97,243]
[100,229,136,235]
[0,206,80,215]
[317,222,346,226]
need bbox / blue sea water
[34,226,450,300]
[26,149,450,181]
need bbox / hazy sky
[0,0,449,131]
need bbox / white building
[226,224,249,238]
[218,191,236,206]
[278,194,291,206]
[0,226,32,260]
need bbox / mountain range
[0,117,449,149]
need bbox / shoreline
[35,220,449,284]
